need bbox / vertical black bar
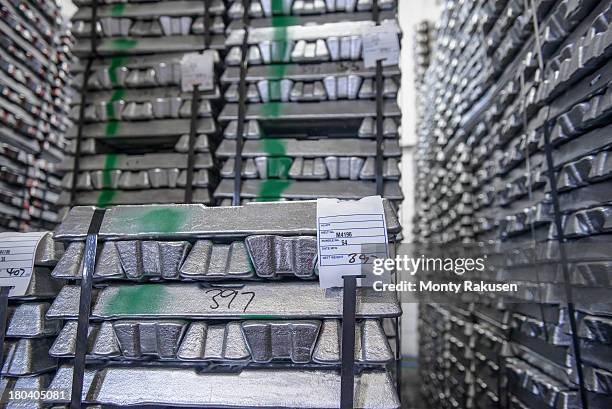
[70,209,105,409]
[70,0,99,207]
[373,0,384,196]
[0,286,11,370]
[203,0,211,49]
[184,86,201,204]
[392,240,401,400]
[341,275,358,409]
[375,61,384,196]
[185,0,211,203]
[232,1,251,206]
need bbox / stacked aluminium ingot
[416,0,612,408]
[57,0,227,209]
[0,233,64,407]
[0,1,71,231]
[43,201,402,407]
[215,1,403,206]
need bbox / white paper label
[181,51,215,92]
[363,26,400,68]
[0,232,46,297]
[317,196,389,288]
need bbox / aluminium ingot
[49,318,392,364]
[46,282,401,320]
[46,366,401,408]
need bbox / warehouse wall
[398,0,441,357]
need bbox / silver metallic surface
[74,35,226,56]
[46,282,401,319]
[66,119,216,139]
[47,366,400,408]
[49,318,391,364]
[179,240,254,280]
[17,268,64,301]
[1,338,57,376]
[35,232,63,266]
[217,138,401,157]
[57,189,212,207]
[53,201,401,239]
[221,156,400,180]
[221,61,399,83]
[6,302,60,338]
[245,235,316,278]
[0,374,52,409]
[219,99,400,121]
[61,168,211,191]
[226,20,399,47]
[214,178,404,200]
[52,240,249,281]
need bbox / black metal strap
[70,0,100,207]
[70,208,106,409]
[184,1,212,203]
[184,85,201,204]
[232,0,251,206]
[0,286,10,370]
[340,274,360,409]
[202,0,211,50]
[391,238,401,401]
[373,0,384,196]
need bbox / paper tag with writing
[317,196,389,288]
[363,26,400,68]
[181,51,215,92]
[0,232,46,297]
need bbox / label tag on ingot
[0,232,46,296]
[181,50,215,92]
[363,26,400,68]
[316,196,389,288]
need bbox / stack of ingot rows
[215,0,403,207]
[58,0,227,209]
[0,233,64,406]
[43,201,401,407]
[0,1,71,231]
[415,0,612,408]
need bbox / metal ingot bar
[46,366,401,407]
[54,201,401,239]
[46,282,401,320]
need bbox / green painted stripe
[135,207,189,233]
[266,15,299,27]
[266,157,292,178]
[95,154,119,207]
[260,138,287,156]
[108,56,126,86]
[110,4,126,17]
[105,120,120,136]
[271,0,285,14]
[253,6,299,201]
[103,284,169,315]
[105,89,125,120]
[256,180,293,201]
[111,38,138,50]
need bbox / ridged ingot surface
[49,318,392,364]
[46,366,401,408]
[6,302,60,338]
[46,282,401,319]
[54,201,401,240]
